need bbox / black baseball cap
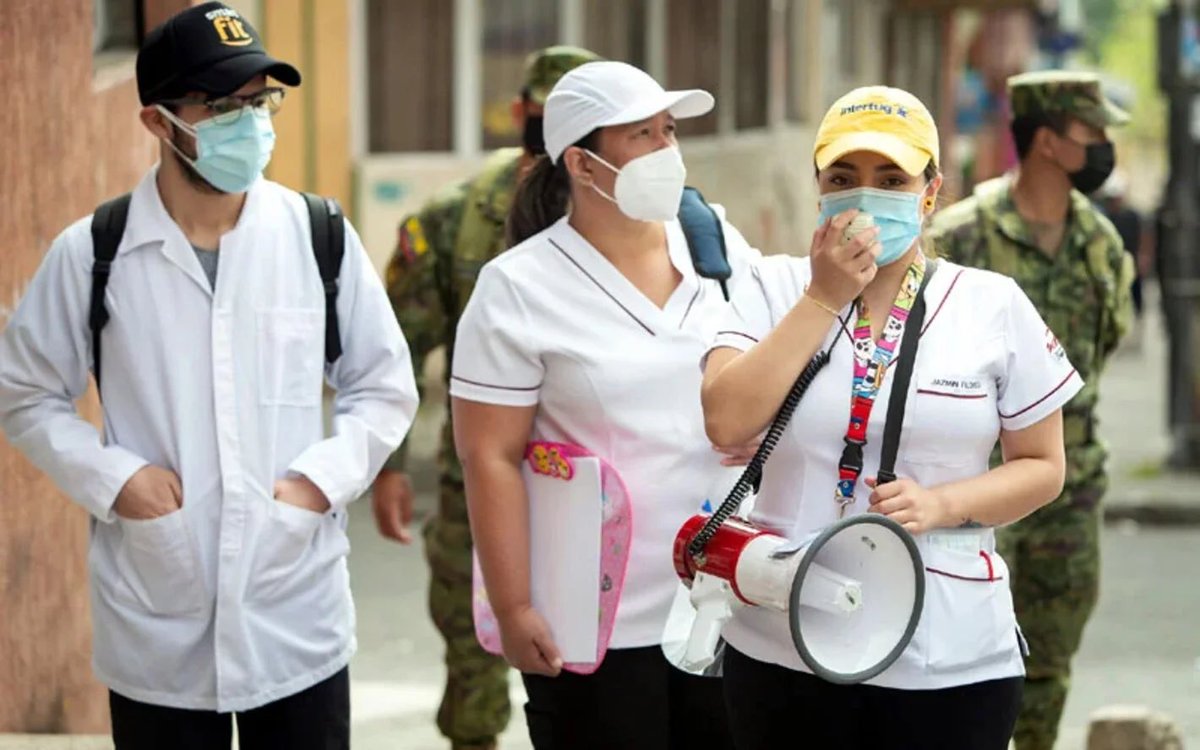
[136,1,301,105]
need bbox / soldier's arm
[381,197,462,472]
[925,203,976,265]
[1101,230,1136,358]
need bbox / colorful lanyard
[835,253,927,517]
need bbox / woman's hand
[807,210,881,312]
[497,604,564,677]
[865,476,952,534]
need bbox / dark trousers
[109,667,350,750]
[723,646,1022,750]
[521,646,736,750]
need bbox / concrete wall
[354,128,825,274]
[0,0,189,733]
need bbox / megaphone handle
[686,597,731,669]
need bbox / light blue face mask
[158,105,275,194]
[818,187,925,266]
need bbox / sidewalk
[1097,282,1199,526]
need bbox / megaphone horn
[673,513,924,684]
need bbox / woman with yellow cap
[700,87,1080,748]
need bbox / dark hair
[506,130,600,247]
[812,159,940,183]
[1011,113,1069,161]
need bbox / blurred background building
[215,0,1167,270]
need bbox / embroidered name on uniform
[918,375,988,399]
[930,377,983,390]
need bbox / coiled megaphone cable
[687,348,834,562]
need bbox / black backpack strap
[678,186,732,301]
[877,259,939,485]
[302,192,346,364]
[89,193,133,388]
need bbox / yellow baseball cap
[814,86,940,177]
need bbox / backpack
[678,186,733,301]
[88,192,345,388]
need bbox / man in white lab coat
[0,3,418,748]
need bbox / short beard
[170,129,226,195]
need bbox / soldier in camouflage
[370,45,600,750]
[929,71,1134,750]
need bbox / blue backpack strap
[89,193,133,388]
[302,192,346,364]
[678,186,732,301]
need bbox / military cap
[523,45,602,105]
[1007,70,1130,129]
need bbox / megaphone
[672,513,924,684]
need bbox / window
[480,0,560,150]
[887,10,942,113]
[735,0,770,130]
[367,0,454,153]
[93,1,141,55]
[583,0,648,70]
[785,0,812,122]
[822,0,858,107]
[666,0,721,137]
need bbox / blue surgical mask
[157,105,275,194]
[818,187,924,266]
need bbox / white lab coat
[0,170,419,711]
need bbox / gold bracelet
[803,287,840,317]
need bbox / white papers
[525,457,602,663]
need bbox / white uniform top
[708,255,1083,689]
[451,213,759,648]
[0,170,419,711]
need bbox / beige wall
[0,0,191,733]
[355,127,823,274]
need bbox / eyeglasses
[160,87,286,124]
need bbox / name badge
[916,373,990,400]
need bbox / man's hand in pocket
[114,466,183,520]
[274,474,331,514]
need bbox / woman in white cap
[701,86,1081,749]
[450,61,754,748]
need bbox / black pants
[723,646,1022,750]
[521,646,735,750]
[109,667,350,750]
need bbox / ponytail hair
[506,130,600,248]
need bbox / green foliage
[1081,0,1125,61]
[1084,0,1167,143]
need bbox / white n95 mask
[586,145,688,222]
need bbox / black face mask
[523,115,545,156]
[1066,141,1115,194]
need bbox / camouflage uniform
[929,72,1134,750]
[382,46,600,750]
